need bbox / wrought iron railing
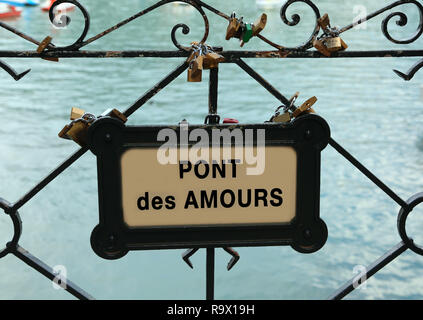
[0,0,422,300]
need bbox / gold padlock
[59,108,127,146]
[70,107,85,120]
[58,121,90,147]
[252,13,267,36]
[292,96,317,118]
[313,39,331,57]
[108,109,127,123]
[272,112,291,123]
[226,17,241,40]
[324,37,342,52]
[340,38,348,50]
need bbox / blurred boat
[0,3,22,19]
[171,2,192,13]
[41,0,74,12]
[0,0,39,6]
[256,0,283,9]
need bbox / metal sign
[88,114,330,259]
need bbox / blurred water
[0,0,423,300]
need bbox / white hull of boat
[256,0,283,9]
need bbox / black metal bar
[0,21,43,47]
[11,147,88,212]
[10,62,188,212]
[394,58,423,81]
[13,245,94,300]
[229,50,423,59]
[206,247,215,300]
[329,138,408,209]
[0,197,11,212]
[328,241,408,300]
[0,0,420,302]
[340,0,423,34]
[0,60,30,81]
[223,247,240,271]
[196,0,229,20]
[0,51,190,58]
[206,67,219,124]
[235,59,291,106]
[209,68,218,115]
[78,0,168,49]
[0,50,422,59]
[123,61,188,118]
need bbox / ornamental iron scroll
[0,0,422,300]
[0,0,423,79]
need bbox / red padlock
[223,118,239,124]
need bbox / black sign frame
[87,114,330,260]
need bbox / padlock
[315,13,348,55]
[108,108,127,123]
[58,110,96,147]
[324,37,342,52]
[70,107,85,120]
[59,108,126,146]
[58,120,91,147]
[203,52,225,69]
[195,54,204,71]
[313,39,331,57]
[98,108,128,123]
[37,36,59,62]
[226,14,241,40]
[340,38,348,51]
[252,13,267,36]
[240,24,253,47]
[292,96,317,118]
[317,13,330,30]
[187,64,202,82]
[186,50,196,64]
[272,112,291,123]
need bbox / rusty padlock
[315,13,348,56]
[203,51,225,69]
[195,54,204,71]
[313,39,331,57]
[226,13,243,41]
[252,13,267,36]
[317,13,330,30]
[187,46,202,82]
[187,61,202,82]
[37,36,59,62]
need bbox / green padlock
[242,24,253,43]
